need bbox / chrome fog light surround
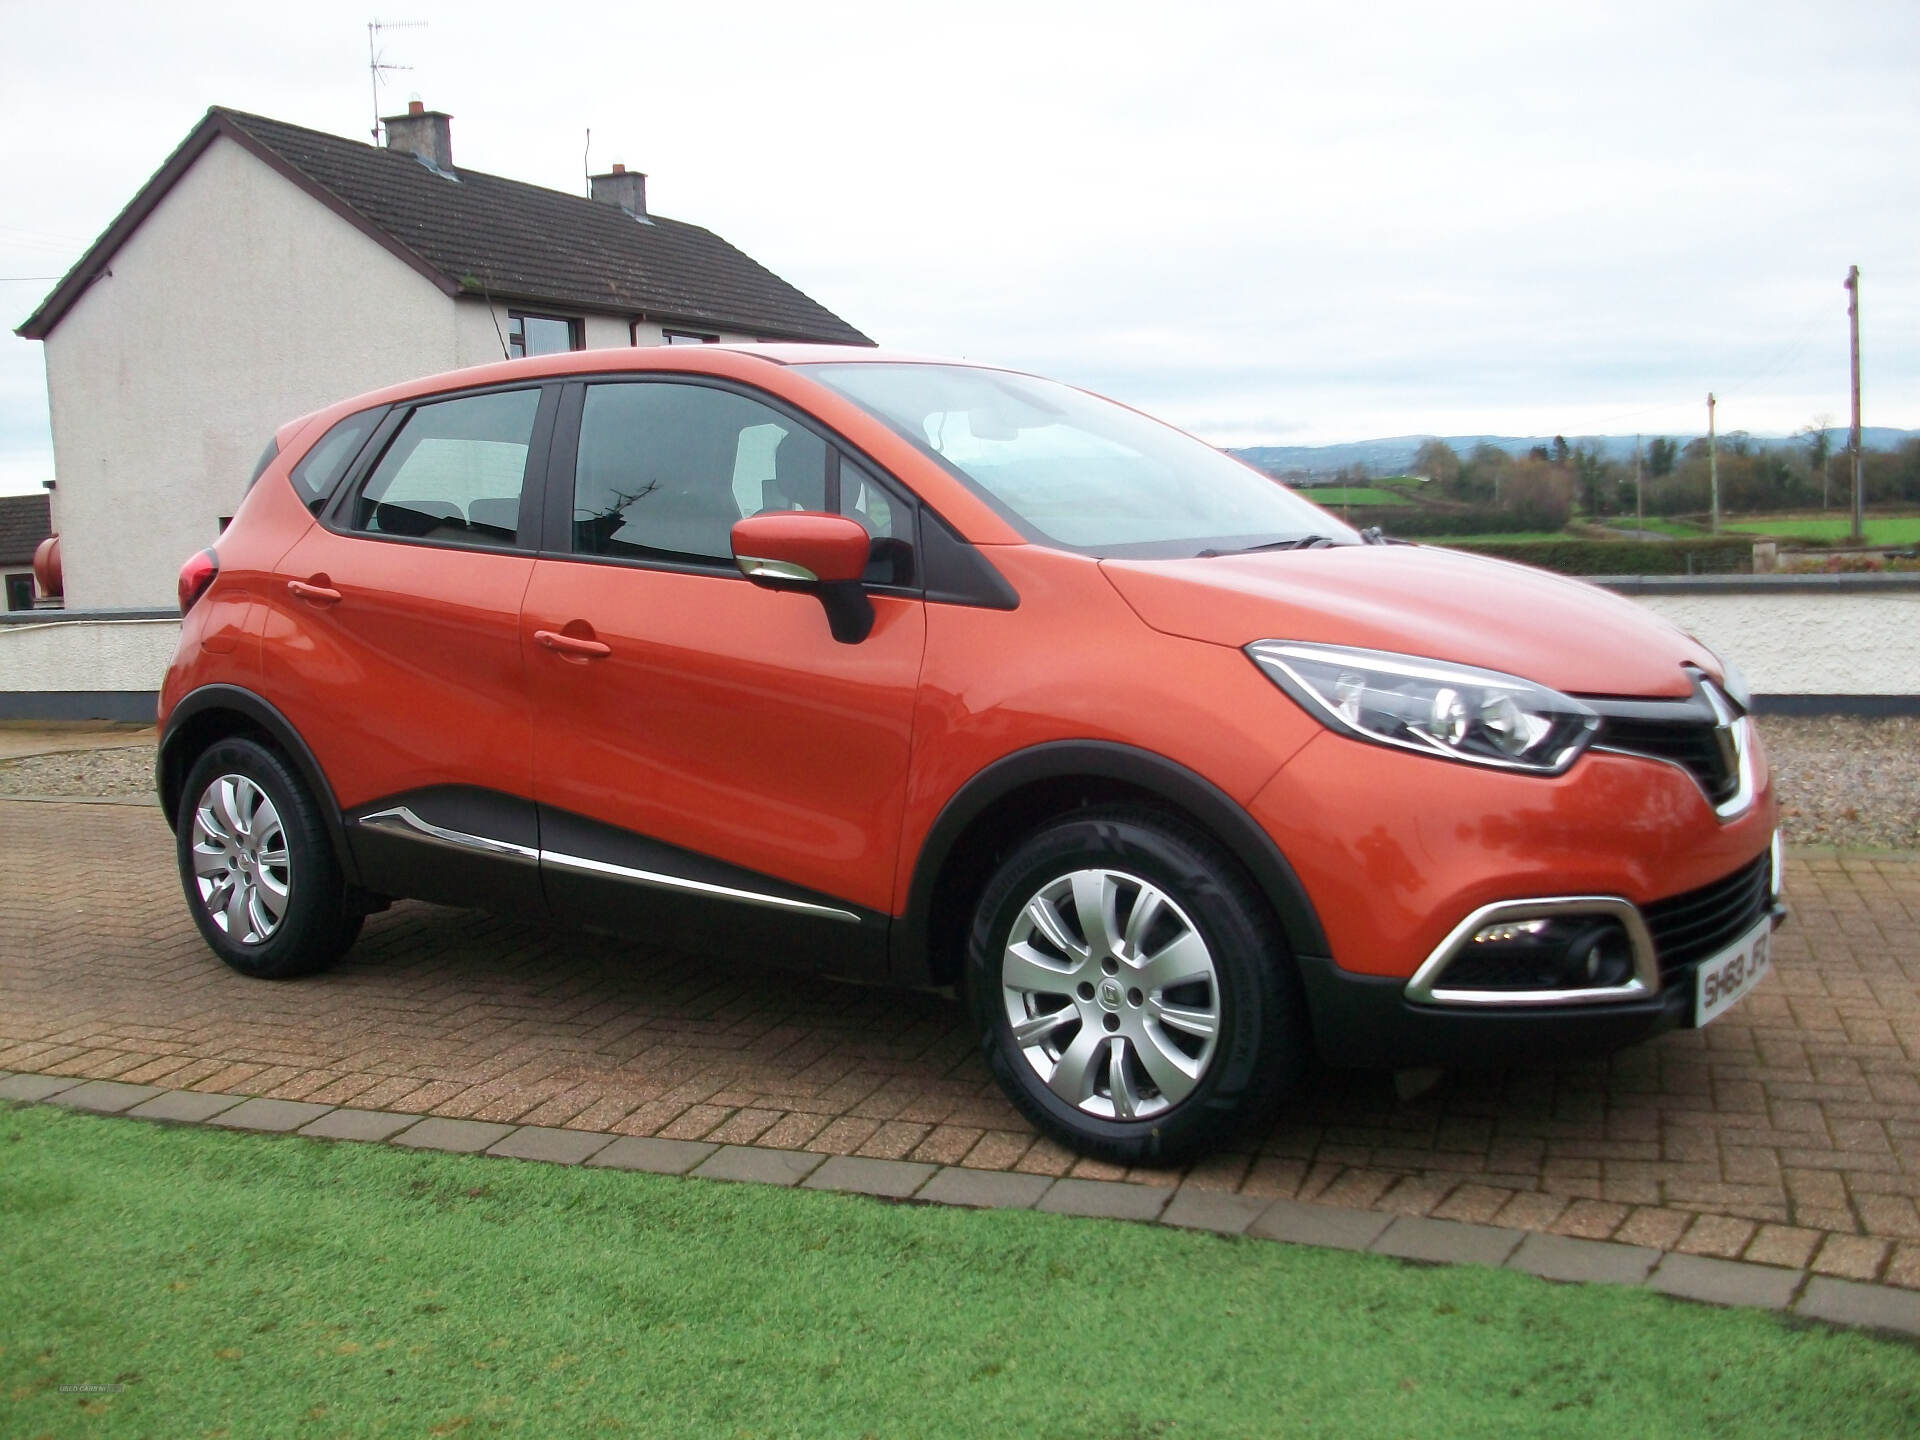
[1405,896,1660,1007]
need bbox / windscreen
[802,362,1355,557]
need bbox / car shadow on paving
[2,798,1918,1289]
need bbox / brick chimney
[590,162,650,221]
[382,100,454,171]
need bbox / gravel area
[0,744,156,801]
[1,719,1913,850]
[1758,715,1920,851]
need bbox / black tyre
[965,806,1305,1165]
[175,737,362,979]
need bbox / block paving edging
[9,1068,1920,1343]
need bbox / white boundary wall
[3,579,1916,718]
[1632,589,1920,697]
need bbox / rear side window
[290,409,383,512]
[351,390,540,548]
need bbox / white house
[16,102,871,613]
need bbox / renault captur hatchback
[158,345,1783,1162]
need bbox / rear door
[521,376,925,978]
[263,382,557,912]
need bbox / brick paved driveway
[5,798,1917,1286]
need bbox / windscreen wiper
[1197,535,1336,558]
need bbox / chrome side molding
[359,805,539,861]
[539,851,861,925]
[353,805,860,925]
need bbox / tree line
[1408,432,1920,525]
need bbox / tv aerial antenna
[367,18,427,142]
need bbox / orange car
[158,346,1782,1162]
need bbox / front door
[522,377,925,977]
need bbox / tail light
[178,548,219,614]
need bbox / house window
[507,312,582,358]
[663,329,719,345]
[5,573,33,611]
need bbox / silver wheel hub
[1000,867,1222,1122]
[190,774,290,945]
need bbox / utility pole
[1845,265,1865,545]
[1634,434,1645,532]
[1707,393,1719,533]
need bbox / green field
[1722,515,1920,544]
[1299,486,1413,506]
[6,1106,1919,1438]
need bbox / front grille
[1595,716,1740,804]
[1644,853,1771,974]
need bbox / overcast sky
[2,0,1916,494]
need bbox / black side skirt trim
[341,788,890,982]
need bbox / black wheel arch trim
[895,739,1331,985]
[157,684,361,887]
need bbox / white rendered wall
[39,137,461,610]
[0,617,179,693]
[1632,590,1920,697]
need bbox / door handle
[287,579,342,605]
[534,629,611,659]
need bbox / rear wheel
[176,738,361,978]
[966,807,1304,1165]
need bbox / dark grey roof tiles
[0,493,52,565]
[217,110,870,345]
[19,106,870,347]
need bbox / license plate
[1693,915,1773,1026]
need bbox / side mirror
[731,512,875,644]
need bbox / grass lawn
[5,1107,1918,1438]
[1298,486,1413,506]
[1722,515,1920,544]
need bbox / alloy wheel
[999,867,1222,1121]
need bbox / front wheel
[176,738,361,979]
[965,807,1305,1166]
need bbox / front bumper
[1296,889,1787,1071]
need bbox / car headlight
[1247,641,1600,774]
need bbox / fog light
[1472,919,1549,945]
[1440,915,1640,994]
[1560,922,1635,989]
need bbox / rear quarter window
[289,409,385,513]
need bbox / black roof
[0,493,52,565]
[19,107,871,346]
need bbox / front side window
[508,312,582,358]
[350,389,540,547]
[802,362,1356,558]
[572,382,828,563]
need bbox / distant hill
[1232,428,1919,479]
